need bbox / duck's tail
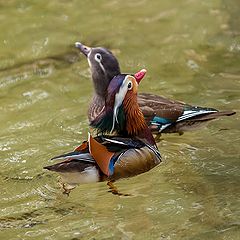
[160,110,236,134]
[188,110,236,121]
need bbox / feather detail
[123,92,156,145]
[183,110,236,121]
[88,133,115,176]
[74,141,88,151]
[123,93,147,136]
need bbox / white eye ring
[94,53,102,62]
[127,81,133,90]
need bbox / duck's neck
[88,94,105,122]
[89,73,115,122]
[92,69,119,99]
[123,96,156,146]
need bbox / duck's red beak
[134,69,147,84]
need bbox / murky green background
[0,0,239,239]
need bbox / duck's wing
[44,141,95,173]
[43,156,95,172]
[50,141,94,162]
[88,135,161,177]
[138,93,235,133]
[100,136,146,151]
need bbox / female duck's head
[75,42,120,97]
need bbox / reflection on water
[0,0,239,239]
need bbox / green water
[0,0,239,239]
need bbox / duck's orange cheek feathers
[123,94,146,135]
[124,92,136,111]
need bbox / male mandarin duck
[75,42,235,135]
[44,70,161,194]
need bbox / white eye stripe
[110,76,132,133]
[93,53,105,73]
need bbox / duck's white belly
[59,166,100,185]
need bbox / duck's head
[75,42,120,97]
[91,69,147,136]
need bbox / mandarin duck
[44,70,161,194]
[75,42,235,135]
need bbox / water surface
[0,0,239,239]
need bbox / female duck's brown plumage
[75,42,235,135]
[44,71,161,193]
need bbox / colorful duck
[75,42,235,135]
[44,70,161,194]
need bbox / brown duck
[75,42,235,135]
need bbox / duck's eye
[127,81,132,90]
[94,53,102,62]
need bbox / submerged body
[44,136,161,186]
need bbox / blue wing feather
[150,105,218,132]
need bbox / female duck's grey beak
[75,42,91,57]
